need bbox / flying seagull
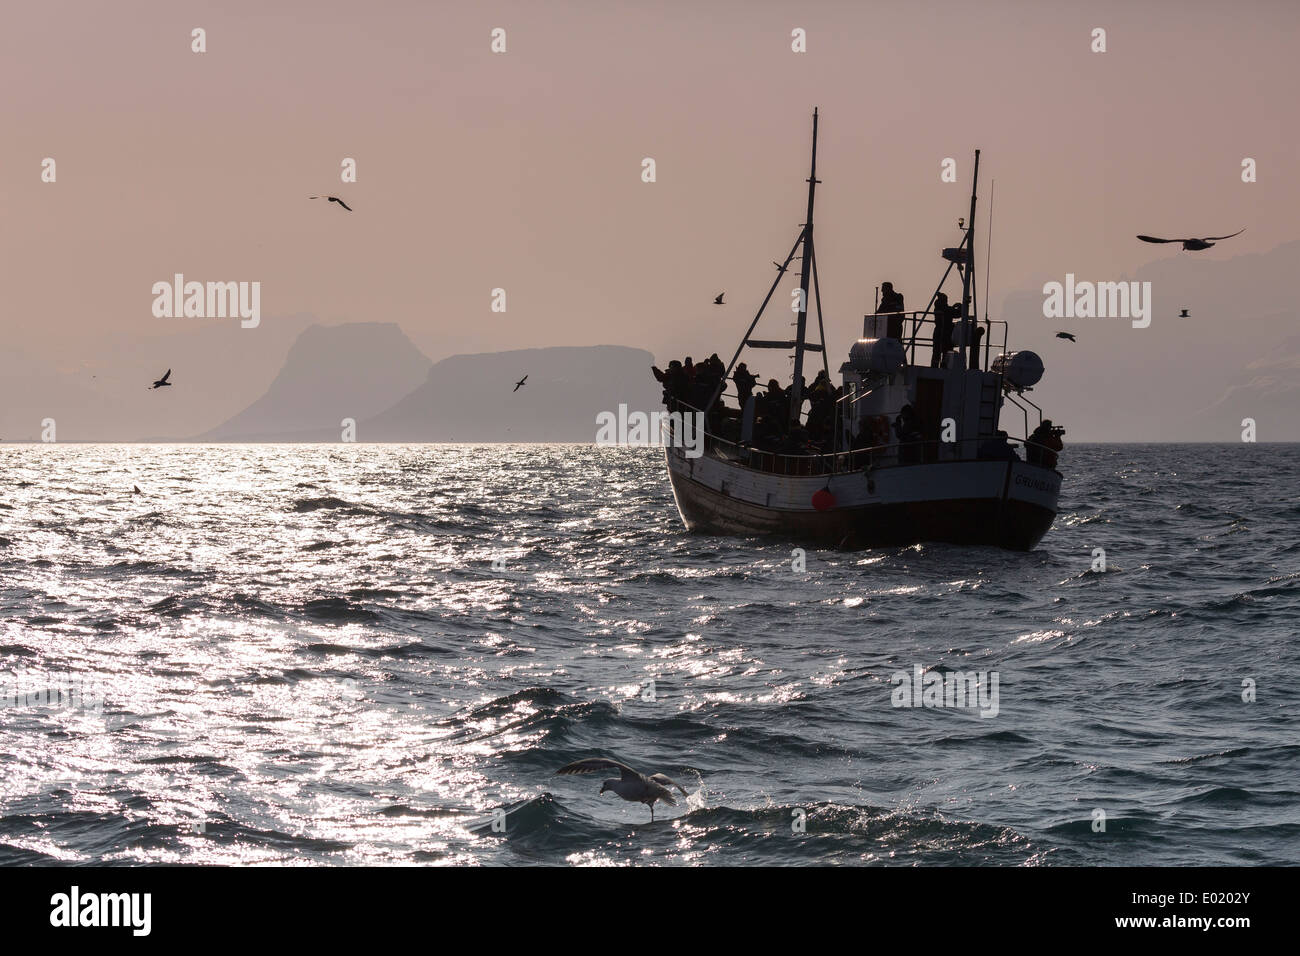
[309,196,353,212]
[513,375,528,392]
[149,369,172,389]
[555,757,690,821]
[1055,332,1076,342]
[1136,229,1243,251]
[714,292,725,305]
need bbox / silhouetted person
[700,353,725,406]
[931,292,960,367]
[805,370,834,446]
[763,378,785,409]
[1026,419,1064,469]
[733,363,758,409]
[762,378,788,438]
[691,356,718,410]
[651,359,687,409]
[877,282,905,339]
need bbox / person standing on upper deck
[877,282,905,339]
[930,292,960,367]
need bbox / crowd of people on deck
[650,281,1063,468]
[650,354,727,416]
[652,355,846,455]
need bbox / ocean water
[0,442,1296,866]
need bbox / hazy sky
[3,0,1296,436]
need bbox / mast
[788,108,819,424]
[961,149,981,369]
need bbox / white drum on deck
[849,337,906,373]
[992,350,1044,389]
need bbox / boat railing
[661,402,1058,476]
[684,311,1014,429]
[866,310,1009,370]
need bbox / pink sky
[3,0,1296,438]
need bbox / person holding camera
[1026,419,1064,469]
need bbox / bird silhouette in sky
[1056,332,1076,342]
[1179,309,1190,317]
[555,757,690,822]
[513,375,528,392]
[1136,229,1243,251]
[714,292,725,305]
[309,196,352,211]
[149,369,172,389]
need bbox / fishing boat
[661,109,1063,550]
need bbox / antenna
[984,179,994,323]
[960,150,980,369]
[788,107,820,425]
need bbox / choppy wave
[0,442,1296,865]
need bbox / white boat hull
[665,445,1060,550]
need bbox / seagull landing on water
[1137,229,1243,251]
[1055,332,1076,342]
[555,757,690,821]
[149,369,172,389]
[714,292,725,305]
[513,375,528,392]
[309,195,352,211]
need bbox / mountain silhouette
[196,322,431,440]
[359,345,662,442]
[1204,333,1300,435]
[193,333,663,442]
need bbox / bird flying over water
[513,375,528,392]
[555,757,690,821]
[149,369,172,389]
[1136,229,1243,251]
[309,196,352,211]
[1055,332,1076,342]
[714,292,725,305]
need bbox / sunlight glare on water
[1,442,1297,865]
